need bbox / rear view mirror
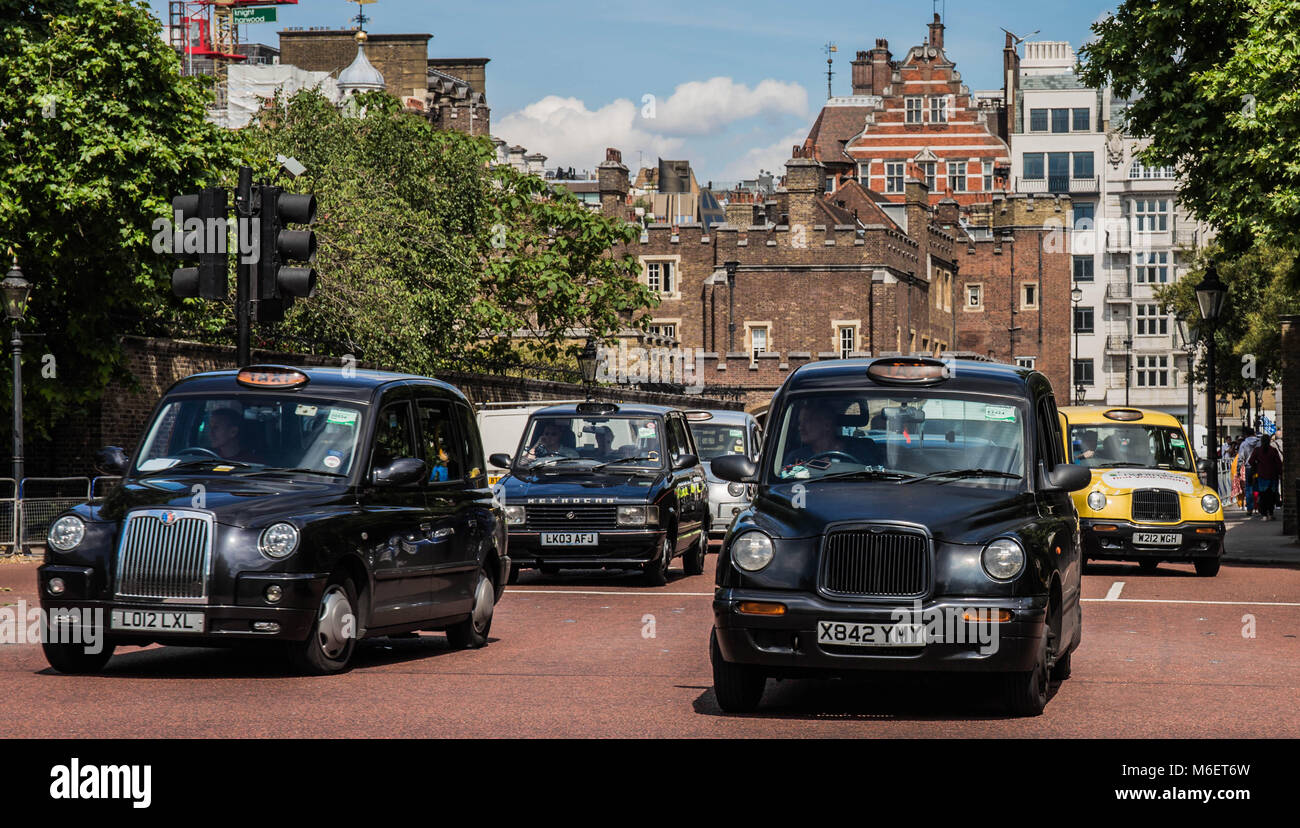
[489,453,512,470]
[96,446,129,476]
[371,457,426,487]
[1044,462,1091,492]
[672,453,698,471]
[712,453,758,483]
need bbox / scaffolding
[167,1,299,80]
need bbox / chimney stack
[870,39,892,96]
[850,50,872,95]
[597,147,629,218]
[928,13,945,50]
[784,146,825,230]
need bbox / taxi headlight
[731,532,774,572]
[47,516,86,552]
[1201,493,1220,514]
[503,505,526,526]
[1086,491,1107,511]
[726,482,746,498]
[259,522,299,559]
[981,538,1025,581]
[617,505,659,526]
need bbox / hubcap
[660,537,672,573]
[471,573,493,633]
[316,585,354,659]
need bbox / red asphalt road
[1,556,1297,738]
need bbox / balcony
[1104,281,1131,302]
[1105,334,1134,353]
[1014,176,1100,195]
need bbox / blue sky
[147,0,1115,183]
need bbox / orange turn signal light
[1195,527,1218,534]
[1093,524,1118,532]
[962,608,1014,623]
[737,601,786,616]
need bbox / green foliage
[1079,0,1300,272]
[0,0,239,438]
[1155,243,1300,393]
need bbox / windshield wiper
[593,456,660,470]
[902,468,1022,485]
[520,456,596,470]
[1095,461,1148,468]
[241,467,348,479]
[793,469,916,482]
[136,459,253,477]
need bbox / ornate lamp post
[2,257,33,485]
[577,335,599,400]
[1196,263,1227,489]
[1123,335,1133,406]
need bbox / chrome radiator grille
[819,527,930,598]
[115,510,213,602]
[1132,489,1180,522]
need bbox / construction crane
[168,1,300,80]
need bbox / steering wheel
[803,450,860,465]
[176,447,222,460]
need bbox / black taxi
[490,402,709,585]
[39,365,508,675]
[708,357,1091,716]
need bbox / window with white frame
[930,96,948,124]
[748,325,769,362]
[905,97,923,124]
[1015,356,1036,369]
[648,322,677,339]
[1135,303,1168,335]
[1135,354,1169,386]
[885,161,904,193]
[1129,161,1176,179]
[838,326,856,359]
[1133,199,1169,232]
[857,161,871,186]
[947,161,966,192]
[966,283,983,309]
[919,160,936,191]
[1134,251,1170,283]
[1021,282,1038,309]
[645,260,675,294]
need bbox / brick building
[802,14,1014,207]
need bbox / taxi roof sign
[236,366,310,389]
[683,410,714,422]
[575,401,618,415]
[1102,408,1144,421]
[867,357,948,384]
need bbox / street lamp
[577,335,599,399]
[1175,314,1197,455]
[1071,284,1084,404]
[1123,335,1133,406]
[2,256,32,485]
[1196,263,1227,489]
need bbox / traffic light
[255,185,317,323]
[171,187,228,299]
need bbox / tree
[1156,243,1300,395]
[1078,0,1300,270]
[0,0,238,438]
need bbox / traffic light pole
[235,166,253,367]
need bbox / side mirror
[371,457,427,487]
[96,446,129,476]
[1044,462,1091,492]
[672,452,698,471]
[712,453,758,483]
[489,453,513,470]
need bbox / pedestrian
[1248,434,1283,520]
[1230,441,1244,508]
[1237,427,1260,514]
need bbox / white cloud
[493,77,810,172]
[718,128,807,181]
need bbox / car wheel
[506,564,521,585]
[1003,627,1049,717]
[42,639,116,675]
[1050,647,1072,682]
[447,565,495,650]
[1194,557,1222,577]
[710,628,765,713]
[1138,558,1159,574]
[683,531,707,576]
[288,575,358,675]
[643,533,672,586]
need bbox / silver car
[686,410,762,547]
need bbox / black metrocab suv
[708,357,1092,716]
[490,402,709,585]
[39,365,508,675]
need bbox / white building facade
[1013,41,1212,440]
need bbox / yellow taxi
[1059,406,1224,576]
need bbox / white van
[476,400,584,484]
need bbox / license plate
[817,621,926,647]
[1133,532,1180,546]
[540,532,598,546]
[110,609,204,633]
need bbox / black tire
[1002,627,1049,717]
[643,533,673,586]
[683,531,707,576]
[506,564,520,585]
[288,575,358,675]
[42,640,115,675]
[710,628,765,713]
[446,565,495,650]
[1138,558,1159,574]
[1050,647,1072,682]
[1194,557,1222,577]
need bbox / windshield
[691,423,749,461]
[1068,424,1193,471]
[768,391,1027,489]
[133,394,365,477]
[515,415,665,469]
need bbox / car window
[515,416,664,468]
[667,415,692,462]
[1068,423,1193,470]
[418,399,463,483]
[371,402,417,474]
[454,403,486,484]
[691,423,748,460]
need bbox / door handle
[431,527,455,540]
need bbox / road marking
[1083,598,1300,607]
[1104,581,1125,600]
[507,589,715,597]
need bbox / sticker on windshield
[323,455,342,469]
[1170,437,1186,447]
[211,465,235,472]
[327,408,358,426]
[295,404,318,417]
[983,405,1017,422]
[637,423,657,439]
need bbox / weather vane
[824,42,837,99]
[348,0,376,31]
